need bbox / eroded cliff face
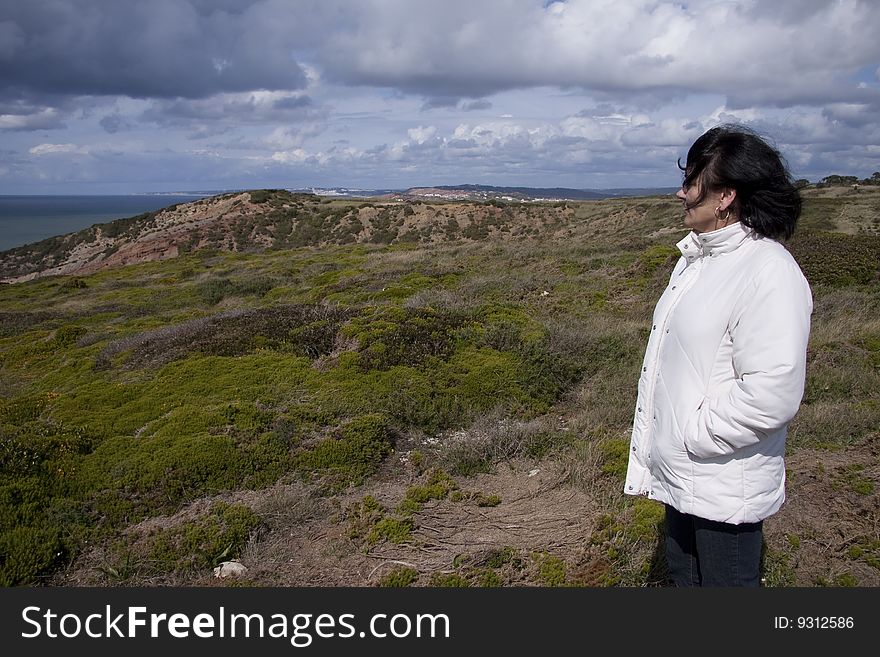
[1,192,261,283]
[0,189,600,284]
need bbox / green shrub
[761,546,796,587]
[0,393,50,426]
[405,469,458,504]
[367,517,413,545]
[533,551,567,586]
[476,568,503,587]
[292,413,393,491]
[378,567,419,587]
[627,497,664,544]
[77,433,243,518]
[249,190,275,204]
[475,493,502,507]
[105,502,262,580]
[194,275,278,305]
[429,572,471,587]
[345,495,386,543]
[0,311,56,338]
[787,231,880,287]
[0,526,65,586]
[599,437,630,481]
[96,304,351,370]
[343,306,465,371]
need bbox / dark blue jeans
[664,504,763,587]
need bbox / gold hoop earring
[714,206,731,223]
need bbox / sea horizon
[0,194,208,253]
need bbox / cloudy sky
[1,0,879,193]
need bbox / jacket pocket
[682,396,717,459]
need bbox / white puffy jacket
[624,221,813,524]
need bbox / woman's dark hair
[677,124,801,240]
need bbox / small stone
[214,560,248,578]
[528,468,540,477]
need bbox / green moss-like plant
[476,568,503,587]
[105,502,262,581]
[378,567,419,587]
[0,526,66,586]
[627,497,665,544]
[345,495,385,542]
[429,572,471,587]
[485,547,517,569]
[833,573,859,587]
[405,468,458,503]
[599,437,630,481]
[787,231,880,288]
[533,551,567,587]
[367,517,413,546]
[475,493,502,507]
[395,498,422,516]
[292,413,392,491]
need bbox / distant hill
[2,185,877,284]
[0,188,677,283]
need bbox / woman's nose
[675,187,686,200]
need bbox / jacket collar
[676,221,756,262]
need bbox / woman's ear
[718,188,737,211]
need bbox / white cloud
[271,149,309,164]
[2,1,879,191]
[317,0,880,106]
[28,143,85,155]
[407,125,437,144]
[0,106,65,131]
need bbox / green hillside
[1,187,878,587]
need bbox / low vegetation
[0,186,878,586]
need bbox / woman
[624,125,813,587]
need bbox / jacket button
[638,407,642,412]
[632,446,636,452]
[627,485,633,490]
[665,329,669,333]
[672,286,676,290]
[652,325,656,330]
[643,367,647,372]
[684,244,689,249]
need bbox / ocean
[0,195,206,253]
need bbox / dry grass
[6,187,880,587]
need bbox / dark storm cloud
[99,112,128,134]
[139,92,320,127]
[421,97,493,112]
[0,0,308,99]
[421,97,461,110]
[273,95,313,110]
[461,100,492,111]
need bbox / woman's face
[676,178,718,234]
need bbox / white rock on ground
[213,560,248,578]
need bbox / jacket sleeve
[683,256,813,459]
